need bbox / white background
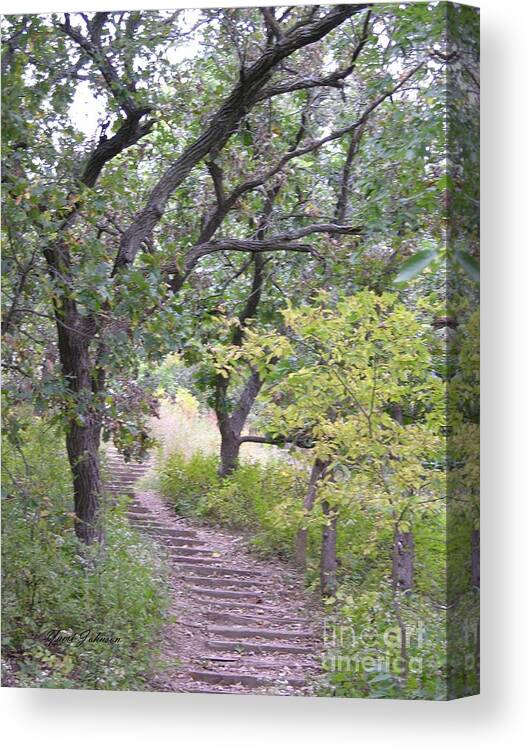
[1,1,528,748]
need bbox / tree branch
[256,8,372,101]
[166,222,362,277]
[58,12,140,116]
[238,433,315,449]
[1,16,30,76]
[113,4,370,274]
[198,60,423,247]
[80,109,155,188]
[335,126,365,223]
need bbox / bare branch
[80,109,155,188]
[261,7,284,45]
[335,126,365,223]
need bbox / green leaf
[394,248,438,283]
[455,250,480,282]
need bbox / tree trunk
[54,295,103,544]
[219,427,241,478]
[320,498,338,596]
[295,458,328,568]
[216,368,263,478]
[392,527,414,593]
[66,418,103,544]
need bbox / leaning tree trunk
[296,458,329,568]
[216,369,263,478]
[391,525,414,680]
[320,498,338,596]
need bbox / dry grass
[149,394,285,466]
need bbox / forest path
[105,446,324,696]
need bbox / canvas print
[1,3,479,700]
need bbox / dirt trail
[105,446,324,696]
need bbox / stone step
[127,514,158,524]
[188,669,304,689]
[126,505,152,514]
[106,474,140,480]
[106,464,148,472]
[206,639,312,655]
[206,611,311,628]
[105,464,150,472]
[166,537,205,548]
[168,547,216,557]
[108,480,142,487]
[206,625,314,641]
[180,686,236,695]
[107,480,143,488]
[108,482,143,488]
[177,563,261,578]
[170,555,223,565]
[134,530,202,547]
[105,463,154,472]
[184,576,263,589]
[133,527,202,542]
[130,521,199,539]
[190,597,299,614]
[189,587,265,601]
[107,476,149,482]
[198,654,316,670]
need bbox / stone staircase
[103,445,155,497]
[103,445,322,696]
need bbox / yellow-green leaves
[244,290,446,526]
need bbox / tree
[1,3,475,548]
[2,6,373,542]
[176,5,449,476]
[239,290,445,594]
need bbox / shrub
[159,449,307,559]
[319,588,452,700]
[158,450,221,516]
[1,418,170,690]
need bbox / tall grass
[150,392,287,465]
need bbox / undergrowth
[1,419,170,690]
[158,449,308,561]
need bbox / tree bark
[66,417,103,544]
[55,310,104,543]
[392,527,414,593]
[218,423,241,478]
[320,497,338,596]
[47,245,104,544]
[216,364,264,477]
[295,457,328,568]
